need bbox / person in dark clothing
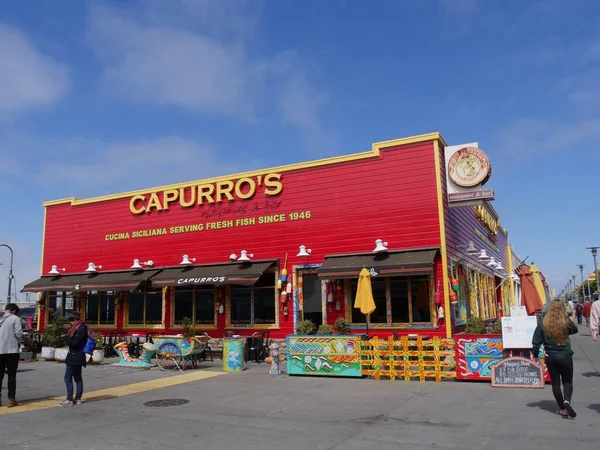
[59,312,90,407]
[575,303,583,325]
[532,299,579,418]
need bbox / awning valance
[317,249,438,279]
[21,269,161,293]
[150,261,276,287]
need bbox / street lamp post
[577,265,586,301]
[0,244,14,303]
[586,247,600,297]
[572,276,577,301]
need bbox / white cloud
[37,136,263,196]
[86,2,332,146]
[0,24,69,113]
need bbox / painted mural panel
[287,335,362,377]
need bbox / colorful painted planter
[223,338,245,373]
[286,335,362,377]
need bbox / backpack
[83,327,97,354]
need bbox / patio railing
[360,335,456,382]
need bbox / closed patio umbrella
[354,268,376,336]
[530,264,548,306]
[517,264,544,315]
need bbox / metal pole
[578,265,586,301]
[587,247,600,297]
[572,276,577,301]
[0,244,14,303]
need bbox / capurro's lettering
[130,173,283,215]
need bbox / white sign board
[510,306,527,317]
[501,316,538,349]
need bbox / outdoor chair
[246,332,265,363]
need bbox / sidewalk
[0,330,598,450]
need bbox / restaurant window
[348,276,432,325]
[173,286,216,326]
[47,291,74,321]
[85,291,116,325]
[230,272,276,326]
[128,289,163,326]
[301,272,322,325]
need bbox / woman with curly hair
[532,299,579,418]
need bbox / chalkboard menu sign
[491,357,545,388]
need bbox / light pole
[577,265,586,301]
[0,244,14,303]
[586,247,600,297]
[572,276,577,301]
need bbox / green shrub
[42,310,69,348]
[334,318,352,335]
[296,320,316,335]
[317,324,334,335]
[182,317,195,338]
[464,316,486,335]
[493,319,502,335]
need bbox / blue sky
[1,0,599,300]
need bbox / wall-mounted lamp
[237,250,253,262]
[180,255,196,265]
[85,263,102,273]
[458,240,479,256]
[487,257,498,268]
[494,262,505,272]
[297,245,312,257]
[373,239,388,253]
[510,273,520,281]
[49,265,66,275]
[131,259,155,269]
[477,249,490,261]
[229,253,238,262]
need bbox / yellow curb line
[0,370,225,415]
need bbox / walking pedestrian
[575,302,583,325]
[58,312,90,407]
[590,298,600,342]
[0,303,23,407]
[532,299,578,419]
[583,298,592,327]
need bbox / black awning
[150,261,276,287]
[317,249,438,279]
[21,269,160,293]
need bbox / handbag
[83,337,96,354]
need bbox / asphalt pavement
[0,326,598,450]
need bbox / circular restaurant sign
[448,147,491,188]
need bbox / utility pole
[586,247,600,297]
[0,244,14,303]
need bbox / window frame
[170,285,218,330]
[83,291,117,327]
[124,287,165,329]
[226,269,279,329]
[45,291,75,324]
[344,275,435,328]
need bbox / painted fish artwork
[287,336,362,377]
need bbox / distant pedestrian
[590,299,600,342]
[0,303,23,408]
[532,299,578,419]
[575,303,583,325]
[583,299,592,327]
[58,312,90,407]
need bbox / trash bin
[223,338,245,373]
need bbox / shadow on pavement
[581,372,600,378]
[588,404,600,414]
[527,400,557,414]
[85,395,118,403]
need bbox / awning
[318,249,437,279]
[21,270,160,293]
[150,261,276,287]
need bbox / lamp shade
[494,262,505,271]
[465,240,478,255]
[477,250,490,261]
[180,255,196,265]
[48,265,64,275]
[131,259,143,270]
[373,239,388,253]
[487,257,498,268]
[297,245,312,257]
[238,250,253,262]
[85,263,101,273]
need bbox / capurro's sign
[129,173,283,214]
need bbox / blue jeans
[64,365,83,401]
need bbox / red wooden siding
[42,139,443,337]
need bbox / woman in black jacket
[59,312,89,407]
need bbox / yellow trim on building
[507,244,515,310]
[433,141,452,338]
[43,132,447,207]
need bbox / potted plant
[317,324,334,335]
[334,318,352,335]
[90,335,105,364]
[295,319,316,335]
[41,311,68,361]
[182,317,195,338]
[20,333,40,362]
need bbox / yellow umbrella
[355,269,376,335]
[530,264,548,305]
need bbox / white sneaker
[58,399,73,407]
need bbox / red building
[24,132,511,339]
